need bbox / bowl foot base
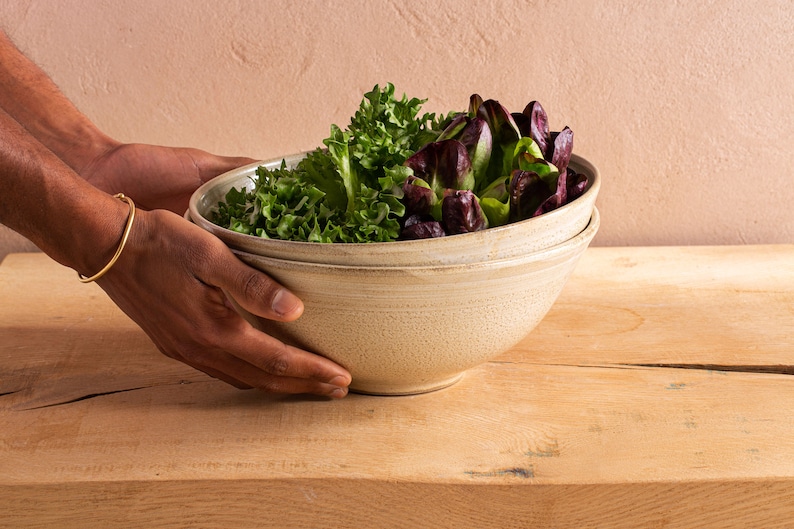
[349,372,465,396]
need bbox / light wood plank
[1,247,793,528]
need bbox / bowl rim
[188,152,600,251]
[233,207,599,274]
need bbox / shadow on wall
[0,224,40,263]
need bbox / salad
[212,83,587,243]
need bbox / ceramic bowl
[188,153,600,267]
[227,207,599,395]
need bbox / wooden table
[1,246,793,528]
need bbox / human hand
[97,206,352,398]
[80,142,256,213]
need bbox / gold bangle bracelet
[78,193,136,283]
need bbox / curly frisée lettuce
[211,83,587,243]
[213,83,440,243]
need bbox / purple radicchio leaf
[469,93,484,115]
[399,214,446,240]
[476,99,521,145]
[436,116,492,186]
[566,169,588,202]
[549,126,574,175]
[437,114,468,141]
[533,169,568,217]
[477,99,522,183]
[533,165,589,218]
[404,140,474,195]
[442,189,488,235]
[522,101,550,159]
[531,127,576,217]
[401,175,436,217]
[457,117,493,187]
[509,170,551,223]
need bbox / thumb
[219,257,304,323]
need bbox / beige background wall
[1,0,792,257]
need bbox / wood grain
[1,246,793,528]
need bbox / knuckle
[238,269,278,304]
[262,348,291,377]
[256,378,284,394]
[180,345,214,367]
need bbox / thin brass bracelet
[78,193,136,283]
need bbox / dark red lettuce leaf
[400,214,446,239]
[509,170,551,222]
[549,126,574,175]
[533,167,589,217]
[404,140,474,194]
[442,190,488,234]
[456,117,492,188]
[476,99,521,144]
[437,116,492,186]
[567,169,588,201]
[522,101,551,159]
[532,127,576,216]
[469,93,484,115]
[437,114,468,141]
[401,175,436,217]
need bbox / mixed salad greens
[212,83,587,243]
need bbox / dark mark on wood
[628,364,794,376]
[465,467,534,479]
[19,386,150,410]
[525,440,560,458]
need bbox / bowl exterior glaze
[189,153,600,267]
[230,208,599,395]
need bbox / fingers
[223,324,351,394]
[199,355,349,399]
[122,211,352,399]
[189,233,351,397]
[189,148,257,184]
[179,347,350,399]
[214,252,304,322]
[177,324,351,398]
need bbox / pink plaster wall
[1,0,792,249]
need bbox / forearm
[0,105,129,276]
[0,30,117,175]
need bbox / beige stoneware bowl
[188,152,600,267]
[227,208,599,395]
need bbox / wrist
[41,117,119,176]
[77,194,136,283]
[0,102,133,280]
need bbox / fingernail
[272,289,301,317]
[330,387,348,399]
[328,375,351,388]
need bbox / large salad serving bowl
[188,149,601,395]
[188,152,600,267]
[215,209,599,395]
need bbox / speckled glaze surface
[229,208,599,395]
[188,153,600,267]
